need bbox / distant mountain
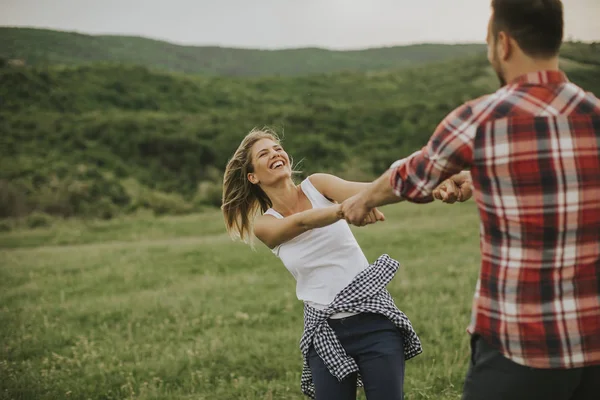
[0,27,488,77]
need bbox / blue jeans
[308,312,406,400]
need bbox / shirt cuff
[388,158,407,198]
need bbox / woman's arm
[309,173,386,224]
[254,205,344,249]
[254,174,386,249]
[308,173,372,204]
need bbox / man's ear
[247,173,259,185]
[498,31,513,61]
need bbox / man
[341,1,600,399]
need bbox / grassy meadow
[1,201,482,400]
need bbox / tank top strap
[264,208,284,219]
[301,177,336,208]
[300,178,334,208]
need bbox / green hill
[1,43,599,223]
[0,27,488,77]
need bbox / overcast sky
[1,0,598,49]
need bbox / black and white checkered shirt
[299,254,423,398]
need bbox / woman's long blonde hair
[221,127,283,246]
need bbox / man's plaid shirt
[391,70,600,369]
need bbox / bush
[26,211,53,228]
[0,220,12,232]
[120,178,192,215]
[35,182,76,217]
[194,180,222,208]
[0,180,30,218]
[94,197,119,220]
[4,164,134,219]
[143,191,193,216]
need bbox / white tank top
[264,177,370,316]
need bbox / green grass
[0,201,482,399]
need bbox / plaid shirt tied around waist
[299,254,422,399]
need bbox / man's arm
[338,168,404,226]
[342,103,479,224]
[307,173,372,203]
[308,172,399,207]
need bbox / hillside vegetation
[1,37,599,224]
[0,27,489,77]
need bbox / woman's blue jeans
[308,312,406,400]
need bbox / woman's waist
[281,251,369,273]
[301,254,399,316]
[326,311,393,327]
[278,235,369,266]
[305,300,359,319]
[296,271,365,305]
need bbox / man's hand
[340,168,404,225]
[361,208,385,225]
[433,171,473,204]
[341,193,373,226]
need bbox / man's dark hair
[491,0,564,58]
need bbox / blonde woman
[222,128,423,400]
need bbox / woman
[221,128,422,400]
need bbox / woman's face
[247,138,292,186]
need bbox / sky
[1,0,598,49]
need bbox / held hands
[363,208,385,225]
[432,172,473,204]
[338,200,385,227]
[340,193,376,227]
[340,171,473,226]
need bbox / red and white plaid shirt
[391,70,600,369]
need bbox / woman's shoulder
[303,174,336,205]
[305,173,333,193]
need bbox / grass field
[0,201,482,400]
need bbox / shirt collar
[510,70,569,85]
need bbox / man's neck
[505,56,560,84]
